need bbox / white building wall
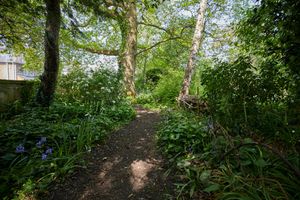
[0,63,9,79]
[0,54,24,80]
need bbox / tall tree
[36,0,61,106]
[72,0,164,97]
[70,0,138,97]
[117,1,137,97]
[178,0,208,100]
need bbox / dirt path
[48,107,174,200]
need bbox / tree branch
[138,22,172,35]
[136,36,181,56]
[82,46,119,56]
[95,5,119,19]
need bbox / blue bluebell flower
[42,153,47,160]
[36,140,43,148]
[36,137,47,148]
[16,144,25,153]
[40,137,47,143]
[45,147,53,155]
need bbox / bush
[153,70,183,104]
[57,67,123,107]
[201,57,292,138]
[157,110,211,157]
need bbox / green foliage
[153,70,184,104]
[0,68,135,199]
[157,110,300,199]
[157,1,300,198]
[236,0,300,125]
[157,110,210,157]
[136,68,165,93]
[201,57,291,137]
[0,0,43,48]
[57,67,122,107]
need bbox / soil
[47,107,175,200]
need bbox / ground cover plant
[0,68,135,199]
[157,109,300,199]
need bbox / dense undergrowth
[153,57,300,199]
[157,109,300,199]
[154,58,300,199]
[0,67,135,199]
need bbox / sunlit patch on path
[48,107,173,200]
[130,158,160,191]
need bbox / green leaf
[1,153,16,161]
[254,158,267,167]
[190,184,196,197]
[177,160,191,168]
[203,183,220,193]
[244,138,253,144]
[200,170,211,182]
[241,160,252,166]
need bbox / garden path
[48,107,174,200]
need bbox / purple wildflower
[45,148,53,155]
[16,144,25,153]
[42,153,47,160]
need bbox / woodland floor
[47,107,175,200]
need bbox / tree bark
[118,1,138,97]
[36,0,61,106]
[142,55,148,91]
[178,0,208,100]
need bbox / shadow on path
[48,108,174,200]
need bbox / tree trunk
[36,0,61,106]
[178,0,208,100]
[119,1,137,98]
[142,55,148,92]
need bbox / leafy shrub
[57,67,122,107]
[201,57,292,138]
[153,70,184,104]
[136,93,155,105]
[157,110,211,157]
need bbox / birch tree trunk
[36,0,61,106]
[178,0,208,100]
